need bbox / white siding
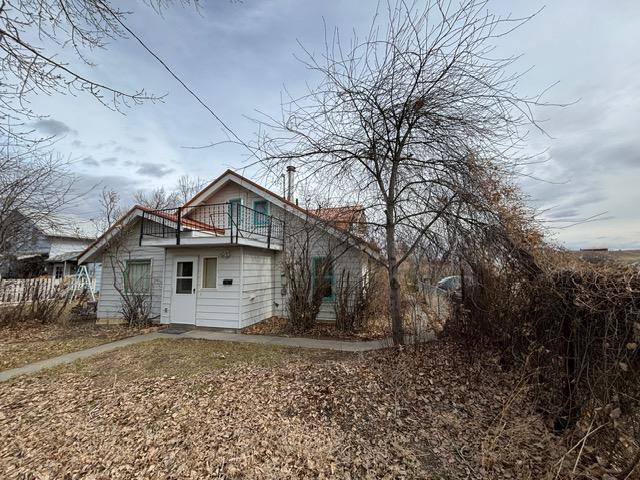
[162,247,242,329]
[281,214,369,322]
[97,219,165,322]
[316,247,367,322]
[241,248,276,327]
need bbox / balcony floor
[140,234,283,251]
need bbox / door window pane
[177,261,193,277]
[203,258,217,288]
[176,278,193,294]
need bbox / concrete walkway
[0,330,392,382]
[0,332,166,382]
[178,330,392,352]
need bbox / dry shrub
[0,283,71,326]
[334,267,380,333]
[444,253,640,478]
[119,292,154,328]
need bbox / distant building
[0,211,99,282]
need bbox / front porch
[138,202,284,251]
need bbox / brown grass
[0,338,571,479]
[0,321,146,371]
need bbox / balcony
[138,203,284,250]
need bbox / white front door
[170,256,198,324]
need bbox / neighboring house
[0,211,98,282]
[79,169,379,328]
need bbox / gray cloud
[33,119,75,136]
[115,145,137,155]
[102,157,118,165]
[81,156,100,167]
[19,0,640,249]
[136,162,174,178]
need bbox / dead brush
[445,252,640,478]
[0,282,70,325]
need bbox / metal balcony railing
[139,202,284,248]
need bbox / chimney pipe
[286,165,296,201]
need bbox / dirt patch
[242,315,391,341]
[0,338,573,479]
[0,321,153,371]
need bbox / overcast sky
[28,0,640,249]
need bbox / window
[202,257,218,289]
[312,257,334,300]
[228,198,243,224]
[125,260,151,293]
[253,200,269,226]
[175,260,194,294]
[53,265,64,280]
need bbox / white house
[79,169,379,329]
[0,211,98,282]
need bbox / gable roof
[314,206,365,231]
[79,170,381,264]
[36,214,96,240]
[185,169,380,255]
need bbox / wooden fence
[0,278,60,304]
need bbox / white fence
[0,278,60,304]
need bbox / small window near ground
[202,257,217,288]
[125,260,151,294]
[312,256,334,300]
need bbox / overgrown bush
[119,292,154,327]
[284,254,332,331]
[444,253,640,477]
[334,269,377,332]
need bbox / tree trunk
[386,213,403,345]
[389,262,403,345]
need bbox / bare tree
[132,176,207,209]
[257,0,555,344]
[0,136,81,269]
[88,186,125,236]
[0,0,197,140]
[134,186,179,210]
[175,175,207,204]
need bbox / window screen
[203,258,217,288]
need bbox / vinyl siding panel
[281,215,368,322]
[241,247,276,327]
[163,246,242,328]
[97,219,165,322]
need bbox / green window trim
[311,256,335,301]
[253,200,269,226]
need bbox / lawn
[0,321,148,371]
[0,338,567,479]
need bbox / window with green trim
[124,260,151,294]
[253,200,269,226]
[312,256,334,300]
